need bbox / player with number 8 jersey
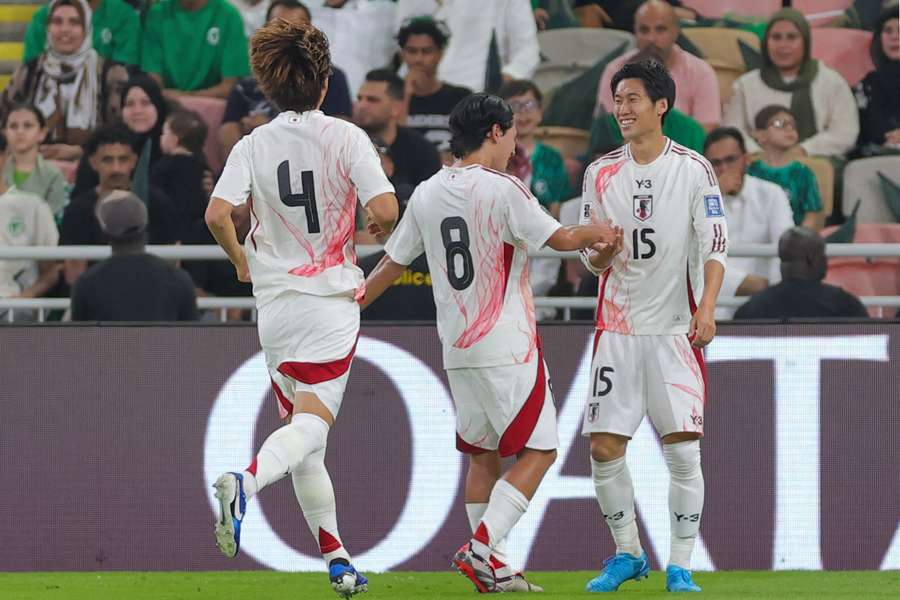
[205,19,398,599]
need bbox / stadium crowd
[0,0,897,321]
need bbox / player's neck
[628,131,667,165]
[459,147,497,170]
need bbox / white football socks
[471,480,529,561]
[466,502,512,579]
[591,455,643,558]
[664,440,704,570]
[292,446,351,566]
[242,413,330,500]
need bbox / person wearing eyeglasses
[748,105,824,231]
[703,127,794,318]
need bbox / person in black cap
[70,190,199,321]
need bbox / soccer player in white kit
[362,93,620,593]
[579,60,727,594]
[203,20,399,598]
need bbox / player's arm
[205,197,249,282]
[545,222,620,252]
[364,192,399,238]
[360,254,408,310]
[689,171,729,348]
[362,190,424,310]
[575,166,624,273]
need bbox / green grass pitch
[3,571,899,600]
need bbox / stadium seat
[533,28,635,94]
[796,155,835,221]
[793,0,854,26]
[535,126,589,160]
[175,95,227,173]
[680,0,780,19]
[681,27,760,103]
[842,156,900,224]
[810,28,874,87]
[822,223,900,318]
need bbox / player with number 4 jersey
[579,60,727,594]
[363,93,619,594]
[205,19,398,599]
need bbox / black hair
[397,16,450,49]
[0,131,6,153]
[753,104,794,130]
[448,93,514,159]
[166,110,208,155]
[872,4,899,69]
[496,79,543,105]
[85,124,137,158]
[609,59,676,125]
[265,0,310,24]
[364,68,405,101]
[2,103,46,129]
[703,126,747,154]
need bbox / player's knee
[663,439,701,479]
[590,435,628,462]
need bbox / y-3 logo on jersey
[635,179,652,189]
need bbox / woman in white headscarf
[0,0,127,160]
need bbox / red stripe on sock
[318,528,343,554]
[474,522,490,546]
[490,555,507,570]
[245,457,258,476]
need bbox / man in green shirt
[23,0,140,66]
[141,0,249,98]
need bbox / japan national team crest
[588,402,601,423]
[633,194,653,221]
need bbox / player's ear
[656,98,668,118]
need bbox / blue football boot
[213,472,247,558]
[586,551,650,592]
[666,565,701,592]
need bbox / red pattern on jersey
[514,256,538,364]
[452,200,507,349]
[594,159,627,203]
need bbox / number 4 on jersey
[277,160,320,234]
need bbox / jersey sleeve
[346,125,395,206]
[578,163,608,276]
[505,179,561,251]
[212,137,251,206]
[384,191,424,266]
[690,160,728,269]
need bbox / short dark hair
[364,69,405,101]
[2,103,46,129]
[496,79,543,105]
[704,126,747,154]
[166,110,208,155]
[754,104,794,130]
[252,19,331,113]
[397,16,450,49]
[448,93,514,159]
[86,124,136,157]
[610,59,676,125]
[265,0,310,24]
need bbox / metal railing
[1,244,898,322]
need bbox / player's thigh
[581,330,646,439]
[646,334,706,437]
[447,367,501,454]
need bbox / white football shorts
[581,330,706,438]
[256,291,359,420]
[449,344,559,457]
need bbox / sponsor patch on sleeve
[704,195,724,217]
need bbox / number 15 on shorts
[587,366,614,423]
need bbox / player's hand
[365,213,390,245]
[590,225,624,258]
[689,304,716,348]
[234,253,251,283]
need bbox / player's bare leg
[586,432,649,592]
[464,453,545,592]
[661,431,703,593]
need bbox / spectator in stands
[72,74,175,200]
[70,190,199,321]
[395,0,540,92]
[723,8,859,157]
[749,105,824,230]
[353,69,442,189]
[219,0,353,159]
[572,0,695,31]
[60,125,180,284]
[596,0,720,131]
[497,79,574,217]
[0,132,61,313]
[396,16,471,153]
[23,0,140,67]
[141,0,250,99]
[704,127,794,317]
[1,104,69,222]
[854,5,900,155]
[0,0,128,161]
[734,227,868,320]
[231,0,268,38]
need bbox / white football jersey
[385,165,561,369]
[580,139,728,335]
[213,110,395,306]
